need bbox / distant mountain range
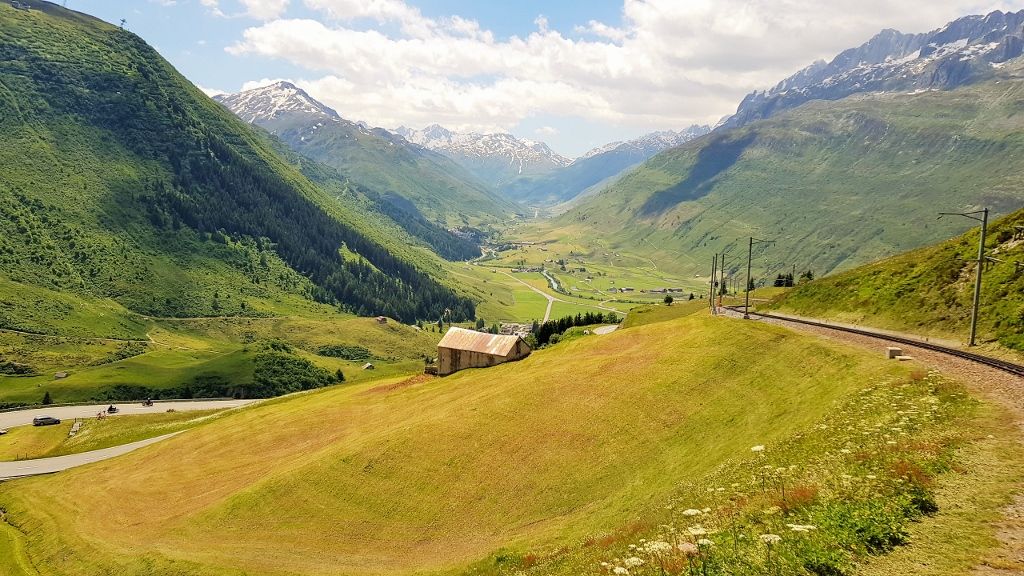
[217,82,711,209]
[722,9,1024,128]
[394,124,572,190]
[500,126,710,207]
[394,124,710,206]
[215,82,517,226]
[558,9,1024,279]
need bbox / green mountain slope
[216,83,519,226]
[0,1,472,323]
[555,64,1024,279]
[767,208,1024,351]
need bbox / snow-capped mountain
[722,9,1024,129]
[394,125,572,188]
[213,83,516,224]
[214,81,340,125]
[578,126,711,162]
[499,125,710,207]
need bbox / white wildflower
[613,567,629,576]
[623,557,644,568]
[681,508,702,517]
[751,445,765,452]
[642,541,672,554]
[759,534,782,545]
[677,542,698,556]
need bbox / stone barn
[436,327,531,376]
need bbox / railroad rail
[723,306,1024,378]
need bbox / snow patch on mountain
[577,126,711,162]
[722,9,1024,129]
[395,125,572,175]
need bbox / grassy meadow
[4,311,1011,575]
[0,409,223,461]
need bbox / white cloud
[199,85,228,97]
[535,126,559,136]
[225,0,1023,136]
[200,0,290,20]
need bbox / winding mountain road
[0,400,258,480]
[0,399,257,430]
[0,433,181,480]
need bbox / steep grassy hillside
[0,313,941,575]
[767,208,1024,350]
[555,63,1024,280]
[0,1,471,323]
[276,143,483,262]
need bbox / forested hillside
[0,1,472,323]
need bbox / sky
[78,0,1023,157]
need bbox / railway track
[723,306,1024,378]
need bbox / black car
[32,416,61,426]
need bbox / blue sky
[76,0,1021,157]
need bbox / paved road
[0,433,181,480]
[0,399,257,430]
[593,325,619,335]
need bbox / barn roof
[438,327,524,356]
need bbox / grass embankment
[0,410,222,461]
[766,208,1024,352]
[0,312,931,575]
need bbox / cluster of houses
[510,266,544,273]
[611,286,686,294]
[498,322,533,338]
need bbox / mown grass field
[0,410,222,461]
[442,262,637,323]
[1,311,985,576]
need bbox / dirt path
[723,310,1024,572]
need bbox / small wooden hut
[436,327,531,376]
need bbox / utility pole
[710,254,717,313]
[938,208,988,346]
[719,251,728,299]
[744,236,775,319]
